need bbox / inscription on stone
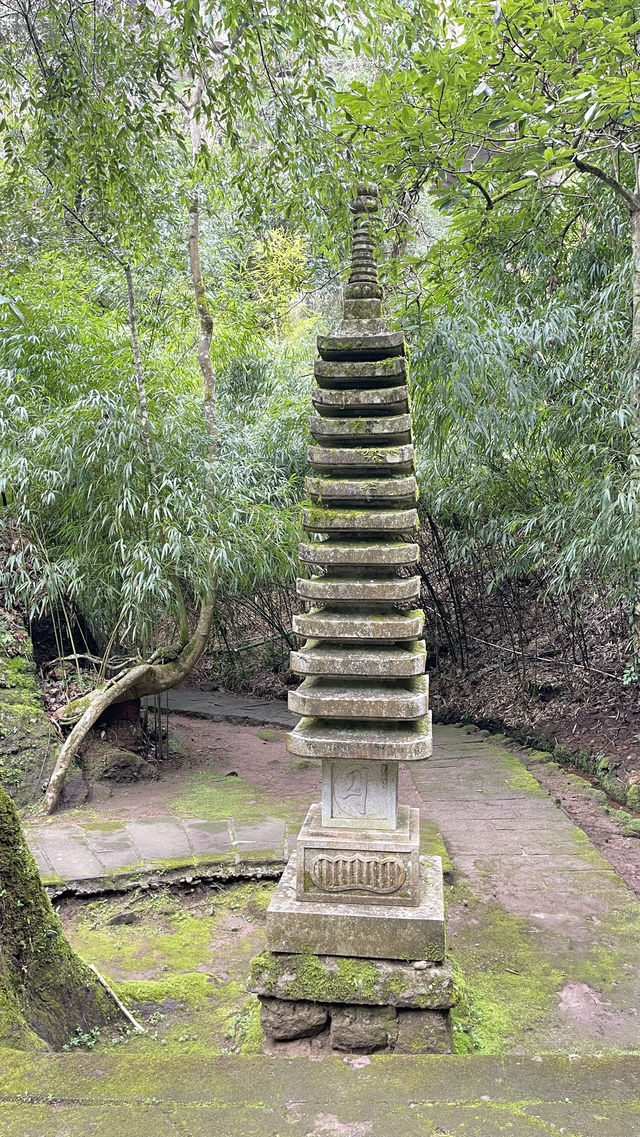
[310,853,406,894]
[332,765,370,817]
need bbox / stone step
[287,715,433,761]
[292,607,424,642]
[310,414,411,446]
[299,540,419,569]
[288,676,429,720]
[290,640,427,678]
[302,506,418,534]
[308,443,415,474]
[312,385,409,416]
[317,328,404,361]
[306,475,417,506]
[296,575,420,604]
[315,356,406,388]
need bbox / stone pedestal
[267,853,444,960]
[248,183,454,1052]
[248,950,456,1053]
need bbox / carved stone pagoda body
[249,186,454,1052]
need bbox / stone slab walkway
[27,812,292,891]
[412,725,640,1051]
[1,1051,640,1137]
[23,691,640,1051]
[164,686,298,729]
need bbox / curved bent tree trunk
[43,600,214,814]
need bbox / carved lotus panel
[309,853,406,894]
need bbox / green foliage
[408,211,638,599]
[0,243,308,648]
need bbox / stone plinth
[266,854,445,961]
[248,949,456,1053]
[295,803,420,904]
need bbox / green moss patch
[448,893,563,1054]
[168,770,303,825]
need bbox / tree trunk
[0,786,122,1048]
[188,193,220,461]
[43,600,214,814]
[629,208,640,666]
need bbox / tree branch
[573,156,640,214]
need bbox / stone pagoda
[249,185,454,1053]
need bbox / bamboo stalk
[88,964,146,1033]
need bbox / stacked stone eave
[287,186,432,770]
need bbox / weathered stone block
[288,676,428,721]
[259,997,328,1042]
[313,356,406,384]
[248,951,456,1009]
[290,642,426,680]
[296,804,420,904]
[307,444,415,472]
[330,1004,397,1051]
[292,608,424,642]
[311,384,409,413]
[320,762,399,830]
[302,504,417,533]
[295,574,420,604]
[266,854,445,960]
[394,1008,452,1054]
[287,716,432,763]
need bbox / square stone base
[267,853,445,961]
[296,803,420,906]
[257,999,452,1054]
[250,951,456,1054]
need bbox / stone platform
[266,853,445,961]
[249,949,456,1053]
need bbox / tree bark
[629,207,640,664]
[189,193,220,460]
[0,786,122,1048]
[43,600,214,814]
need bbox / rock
[108,911,137,926]
[413,960,428,970]
[330,1005,397,1052]
[89,782,112,802]
[249,950,455,1009]
[60,771,89,806]
[260,997,328,1042]
[394,1009,452,1054]
[0,609,59,805]
[85,742,156,783]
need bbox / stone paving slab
[2,1053,640,1137]
[163,687,298,728]
[411,725,640,1051]
[25,813,288,889]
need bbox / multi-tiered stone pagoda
[249,185,454,1053]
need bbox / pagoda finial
[345,183,383,304]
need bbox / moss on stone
[168,769,307,825]
[249,949,381,1003]
[256,730,284,743]
[67,891,215,977]
[117,974,210,1010]
[447,895,564,1054]
[0,611,58,804]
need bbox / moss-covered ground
[59,880,274,1057]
